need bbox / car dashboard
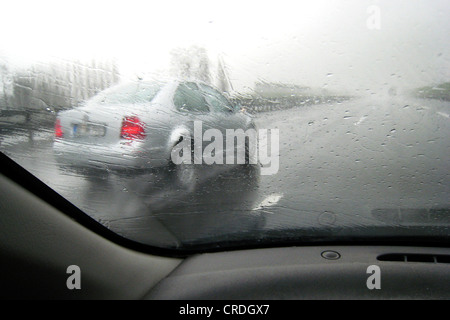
[1,166,449,300]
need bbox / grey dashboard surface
[146,245,450,299]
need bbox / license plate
[73,123,106,137]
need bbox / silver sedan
[53,80,256,189]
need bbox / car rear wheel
[174,161,197,192]
[170,138,197,192]
[245,139,250,165]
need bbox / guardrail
[0,109,56,144]
[235,95,353,114]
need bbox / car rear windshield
[89,82,162,105]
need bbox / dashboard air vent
[377,254,450,264]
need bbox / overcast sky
[1,0,449,94]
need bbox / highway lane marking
[354,115,368,126]
[417,104,448,119]
[437,111,449,119]
[252,193,283,212]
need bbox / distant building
[169,46,233,94]
[2,58,120,112]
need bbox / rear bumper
[53,139,168,170]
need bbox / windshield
[0,0,449,251]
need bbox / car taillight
[55,118,63,138]
[120,116,146,140]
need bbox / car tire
[174,161,197,192]
[244,139,250,165]
[170,139,198,192]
